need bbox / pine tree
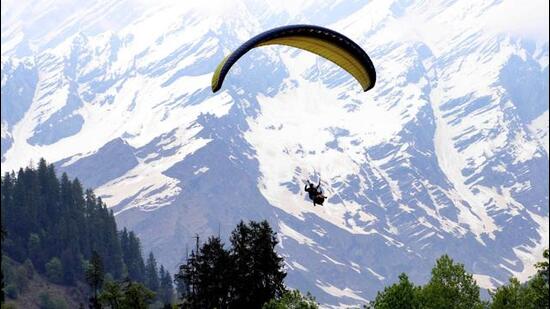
[101,203,124,279]
[61,247,81,284]
[2,159,154,293]
[174,258,190,303]
[229,221,253,307]
[1,225,6,304]
[230,220,286,308]
[84,189,98,259]
[71,178,86,256]
[195,236,232,308]
[86,250,104,309]
[58,173,74,257]
[42,164,61,265]
[10,169,29,261]
[176,249,198,307]
[119,228,130,277]
[19,166,41,248]
[1,174,14,242]
[145,252,160,292]
[250,221,287,302]
[158,266,174,306]
[175,221,287,308]
[125,231,146,282]
[37,159,54,231]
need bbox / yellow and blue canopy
[211,24,376,93]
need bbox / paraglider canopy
[211,24,376,93]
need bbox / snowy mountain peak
[1,0,548,306]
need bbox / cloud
[483,0,549,43]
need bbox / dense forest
[1,159,173,308]
[1,159,548,309]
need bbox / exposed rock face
[2,0,548,306]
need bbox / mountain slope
[1,0,548,306]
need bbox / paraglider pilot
[305,179,327,206]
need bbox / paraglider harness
[304,180,327,206]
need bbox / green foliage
[1,256,34,297]
[230,220,287,308]
[7,159,546,309]
[121,281,156,309]
[177,236,232,308]
[1,257,16,299]
[4,285,17,300]
[98,279,156,309]
[86,250,104,308]
[158,266,174,306]
[534,248,549,284]
[0,230,4,304]
[262,290,319,309]
[145,252,159,292]
[45,257,63,284]
[176,220,287,309]
[120,228,146,282]
[1,160,129,285]
[27,233,42,268]
[22,259,35,279]
[490,277,525,309]
[368,250,550,309]
[419,254,482,309]
[13,265,30,293]
[2,159,162,296]
[489,250,549,309]
[99,279,124,309]
[372,273,420,309]
[522,273,549,309]
[38,291,68,309]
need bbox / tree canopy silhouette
[176,220,286,308]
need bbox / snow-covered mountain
[2,0,548,306]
